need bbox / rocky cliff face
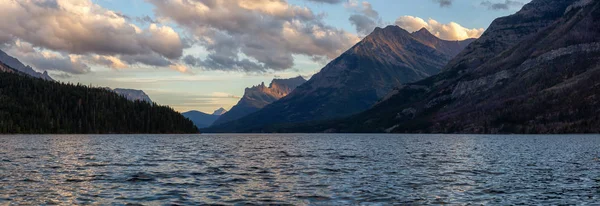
[443,0,575,73]
[212,76,306,126]
[113,89,152,103]
[292,0,600,134]
[0,49,53,81]
[206,27,474,132]
[0,63,16,73]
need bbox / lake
[1,134,599,205]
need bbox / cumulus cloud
[147,0,359,72]
[481,0,525,10]
[0,0,187,73]
[395,16,484,40]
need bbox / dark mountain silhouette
[182,108,228,129]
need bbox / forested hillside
[0,70,198,134]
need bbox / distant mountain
[206,26,474,132]
[212,76,306,126]
[0,66,198,134]
[270,0,600,134]
[183,108,228,129]
[212,107,228,116]
[0,49,53,81]
[113,88,152,103]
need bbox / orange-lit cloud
[395,16,485,40]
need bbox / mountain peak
[212,108,228,116]
[373,25,405,33]
[413,27,436,38]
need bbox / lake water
[1,134,599,205]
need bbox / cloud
[26,53,91,74]
[304,0,343,4]
[433,0,453,7]
[395,16,485,40]
[345,1,382,36]
[3,40,91,74]
[169,63,192,74]
[147,0,359,72]
[0,0,187,73]
[88,55,128,69]
[349,15,378,36]
[184,54,268,73]
[211,92,241,99]
[481,0,525,10]
[345,1,379,18]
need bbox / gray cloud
[25,54,91,74]
[433,0,453,7]
[346,1,382,36]
[147,0,359,72]
[136,16,158,24]
[4,40,91,74]
[349,15,378,36]
[183,54,267,73]
[481,0,525,10]
[120,53,172,67]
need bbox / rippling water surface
[1,134,600,205]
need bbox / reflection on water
[1,134,599,205]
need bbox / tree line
[0,71,198,134]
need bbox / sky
[0,0,528,114]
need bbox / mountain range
[246,0,600,134]
[182,108,228,129]
[212,76,306,126]
[206,26,474,132]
